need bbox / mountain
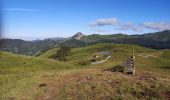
[80,33,128,42]
[71,32,85,40]
[0,30,170,56]
[79,30,170,49]
[59,39,86,47]
[141,30,170,41]
[0,39,62,55]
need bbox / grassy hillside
[59,39,86,47]
[37,47,59,58]
[161,50,170,59]
[39,68,170,100]
[0,51,76,99]
[38,43,170,73]
[1,43,170,99]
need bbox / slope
[38,43,170,73]
[0,51,76,99]
[1,43,170,99]
[37,44,170,99]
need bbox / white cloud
[116,22,170,32]
[90,18,117,27]
[90,18,170,33]
[132,25,144,32]
[2,8,38,12]
[116,22,134,30]
[91,29,110,32]
[143,22,170,30]
[116,22,144,32]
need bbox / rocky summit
[71,32,85,40]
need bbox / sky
[1,0,170,40]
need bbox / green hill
[38,43,170,74]
[37,47,60,58]
[1,43,170,99]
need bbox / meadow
[0,43,170,100]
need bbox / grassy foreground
[0,43,170,100]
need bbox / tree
[50,46,71,61]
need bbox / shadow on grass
[102,65,124,72]
[157,67,170,70]
[160,67,170,69]
[102,65,134,74]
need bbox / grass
[38,69,170,100]
[38,43,170,73]
[1,43,170,99]
[37,47,59,58]
[0,51,76,99]
[162,50,170,59]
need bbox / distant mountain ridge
[79,30,170,49]
[80,33,128,42]
[0,38,62,55]
[80,30,170,42]
[0,30,170,55]
[140,30,170,41]
[47,37,66,41]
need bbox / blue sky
[1,0,170,40]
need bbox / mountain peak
[71,32,85,40]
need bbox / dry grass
[36,68,170,100]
